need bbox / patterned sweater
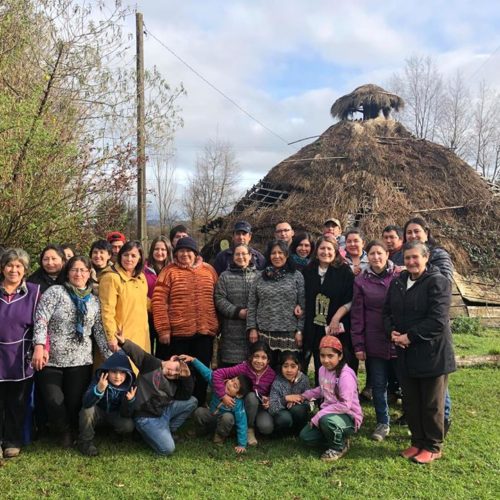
[33,285,111,367]
[269,372,310,415]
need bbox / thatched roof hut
[331,84,404,120]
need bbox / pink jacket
[302,365,363,430]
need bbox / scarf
[292,254,309,269]
[64,282,93,342]
[263,265,288,281]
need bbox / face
[296,239,312,258]
[107,369,127,386]
[68,261,91,289]
[172,232,189,247]
[383,230,403,251]
[367,245,389,271]
[275,223,294,244]
[176,248,196,266]
[346,233,364,256]
[225,377,241,398]
[2,260,26,285]
[91,248,111,269]
[404,247,429,277]
[162,359,181,379]
[406,223,428,243]
[281,359,300,382]
[270,245,287,268]
[120,247,140,274]
[233,230,251,246]
[63,248,74,260]
[42,249,64,276]
[320,348,343,371]
[324,223,341,237]
[233,245,251,269]
[153,241,169,264]
[317,241,336,266]
[250,351,269,373]
[111,240,124,257]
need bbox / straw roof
[331,84,404,120]
[202,117,499,277]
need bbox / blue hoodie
[82,351,136,416]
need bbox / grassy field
[453,329,500,357]
[1,366,499,499]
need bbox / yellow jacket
[99,263,150,354]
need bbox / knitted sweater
[268,372,310,415]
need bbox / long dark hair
[264,239,296,272]
[39,244,66,274]
[248,341,272,365]
[403,217,436,246]
[320,345,347,399]
[117,240,145,277]
[289,232,315,258]
[147,236,173,274]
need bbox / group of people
[0,215,455,464]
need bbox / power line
[142,23,291,146]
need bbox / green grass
[1,367,499,499]
[453,329,500,357]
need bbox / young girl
[269,351,310,435]
[212,341,276,446]
[300,336,362,461]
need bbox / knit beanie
[174,236,199,255]
[319,335,343,352]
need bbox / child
[180,355,252,453]
[212,341,276,446]
[269,351,310,435]
[115,332,197,456]
[300,336,362,461]
[78,351,137,456]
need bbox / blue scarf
[64,283,93,342]
[292,254,309,269]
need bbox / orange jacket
[152,257,219,344]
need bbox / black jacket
[28,268,65,294]
[383,265,456,378]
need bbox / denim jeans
[134,396,197,455]
[365,357,397,425]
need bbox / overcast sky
[122,0,500,204]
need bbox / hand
[394,333,411,348]
[126,386,137,401]
[248,329,258,343]
[261,396,270,410]
[294,331,303,348]
[178,354,195,363]
[32,345,47,371]
[353,265,362,276]
[158,335,170,345]
[327,319,342,336]
[235,446,246,454]
[222,395,235,408]
[355,351,366,361]
[391,330,402,342]
[294,305,303,318]
[97,372,109,392]
[238,308,248,320]
[285,394,304,405]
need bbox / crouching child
[181,355,252,453]
[78,351,137,456]
[115,333,197,456]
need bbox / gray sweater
[269,372,310,415]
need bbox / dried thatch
[202,117,500,278]
[331,84,404,120]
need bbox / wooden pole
[136,12,147,246]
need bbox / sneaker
[360,386,373,401]
[78,440,99,457]
[321,446,348,462]
[411,449,442,464]
[247,428,258,446]
[3,447,21,458]
[213,433,225,445]
[371,423,390,442]
[400,446,421,459]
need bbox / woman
[28,244,66,294]
[152,236,218,405]
[383,241,455,464]
[289,232,315,272]
[350,240,399,442]
[32,256,110,446]
[247,240,305,368]
[89,239,113,295]
[61,244,76,261]
[344,229,369,277]
[99,241,149,356]
[303,236,354,382]
[215,243,258,366]
[0,249,40,458]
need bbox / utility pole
[136,11,147,246]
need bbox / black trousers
[37,365,92,433]
[0,378,33,447]
[165,335,213,406]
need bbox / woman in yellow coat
[99,241,150,358]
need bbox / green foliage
[451,316,485,336]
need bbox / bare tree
[389,55,443,140]
[183,139,239,242]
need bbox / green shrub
[451,316,485,336]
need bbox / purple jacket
[302,364,362,430]
[212,361,276,399]
[0,281,40,381]
[350,263,399,360]
[144,262,159,299]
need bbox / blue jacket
[191,359,247,447]
[82,351,136,416]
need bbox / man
[169,225,189,248]
[213,221,265,275]
[323,218,346,250]
[382,225,404,266]
[274,221,294,246]
[106,231,126,263]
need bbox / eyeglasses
[234,253,250,257]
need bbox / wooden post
[136,12,147,246]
